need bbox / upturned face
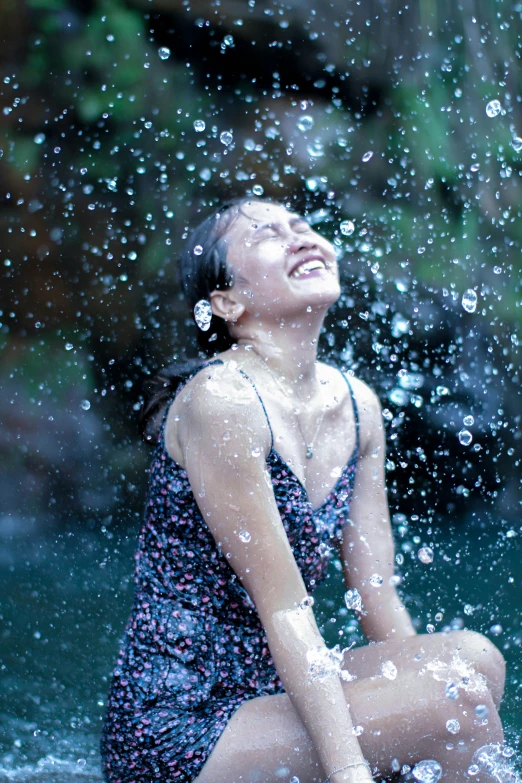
[219,201,341,323]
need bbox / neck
[234,310,325,393]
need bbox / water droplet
[381,660,397,680]
[297,115,314,132]
[369,573,383,587]
[489,623,503,636]
[34,133,46,144]
[362,150,374,162]
[467,764,479,776]
[193,245,203,255]
[418,546,434,564]
[0,149,3,159]
[158,46,171,60]
[81,399,91,411]
[344,588,363,612]
[330,466,342,478]
[307,644,345,682]
[298,596,314,610]
[391,313,410,337]
[251,447,261,458]
[458,429,473,446]
[446,682,458,700]
[220,130,233,146]
[412,759,442,783]
[446,719,460,734]
[511,136,522,152]
[472,744,516,780]
[461,289,477,313]
[340,220,355,236]
[475,704,489,720]
[193,120,206,132]
[306,141,324,158]
[486,99,502,117]
[223,34,234,46]
[290,777,300,783]
[252,184,264,196]
[194,299,212,331]
[463,415,474,426]
[464,604,475,615]
[65,342,73,351]
[239,530,251,543]
[353,725,364,736]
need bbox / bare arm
[340,379,416,643]
[169,363,372,782]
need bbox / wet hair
[140,195,266,442]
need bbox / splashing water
[193,300,212,331]
[306,644,356,683]
[486,99,502,117]
[344,587,363,612]
[220,131,233,146]
[446,718,460,734]
[472,744,521,783]
[462,289,478,313]
[412,759,443,783]
[340,220,355,236]
[458,429,473,446]
[445,682,459,700]
[418,546,434,564]
[297,115,314,132]
[381,660,398,680]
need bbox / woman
[101,197,506,783]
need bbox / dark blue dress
[101,361,360,783]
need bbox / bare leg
[195,630,506,783]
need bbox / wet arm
[340,382,416,643]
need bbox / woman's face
[220,201,341,323]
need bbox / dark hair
[139,196,265,442]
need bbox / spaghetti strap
[235,367,275,451]
[158,358,226,445]
[341,372,360,455]
[160,358,274,451]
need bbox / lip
[288,253,328,278]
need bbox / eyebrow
[252,216,309,234]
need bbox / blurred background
[1,0,521,780]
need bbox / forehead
[227,201,301,236]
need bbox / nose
[286,233,317,254]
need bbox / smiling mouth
[290,258,327,278]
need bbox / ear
[209,289,246,323]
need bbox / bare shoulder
[165,360,271,465]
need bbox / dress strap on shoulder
[235,367,275,450]
[158,358,226,446]
[340,372,360,455]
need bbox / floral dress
[101,361,359,783]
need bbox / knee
[451,630,505,700]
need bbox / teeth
[291,259,325,278]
